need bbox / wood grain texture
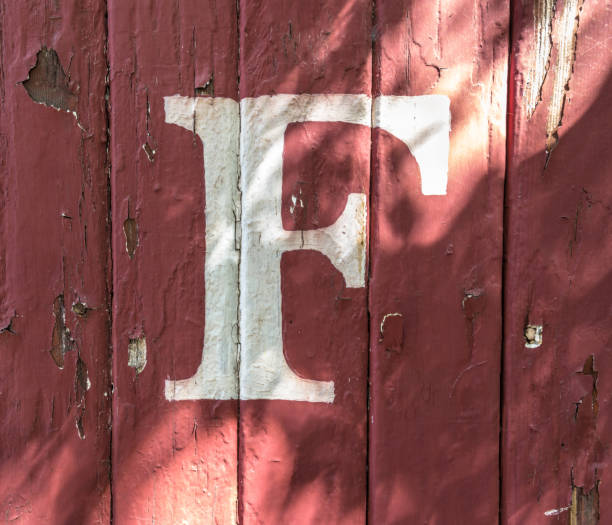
[503,0,612,522]
[0,1,111,523]
[369,0,508,523]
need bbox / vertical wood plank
[0,1,111,523]
[503,0,612,522]
[108,2,239,523]
[238,2,372,523]
[369,0,508,523]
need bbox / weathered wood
[369,0,508,523]
[7,1,612,522]
[108,1,239,523]
[503,0,612,522]
[0,1,111,522]
[238,1,372,523]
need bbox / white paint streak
[544,506,570,516]
[373,95,451,195]
[164,96,240,400]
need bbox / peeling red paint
[2,0,612,523]
[21,47,78,116]
[0,1,111,523]
[379,313,404,354]
[503,0,612,522]
[49,294,71,369]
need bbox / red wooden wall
[0,0,610,524]
[504,0,611,522]
[0,2,111,523]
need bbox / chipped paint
[525,0,585,161]
[21,48,78,120]
[545,0,584,159]
[49,295,72,369]
[526,0,556,117]
[71,300,90,317]
[379,313,404,353]
[570,481,600,524]
[545,506,570,516]
[74,355,90,440]
[195,75,214,97]
[142,142,156,162]
[75,355,92,394]
[2,0,112,518]
[379,312,402,337]
[128,336,147,374]
[524,324,543,348]
[123,216,138,259]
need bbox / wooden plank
[369,0,508,523]
[238,1,372,523]
[108,1,239,523]
[503,0,612,522]
[0,1,111,523]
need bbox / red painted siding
[238,2,371,523]
[369,1,508,523]
[108,1,239,523]
[503,0,612,522]
[0,1,111,522]
[2,1,612,523]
